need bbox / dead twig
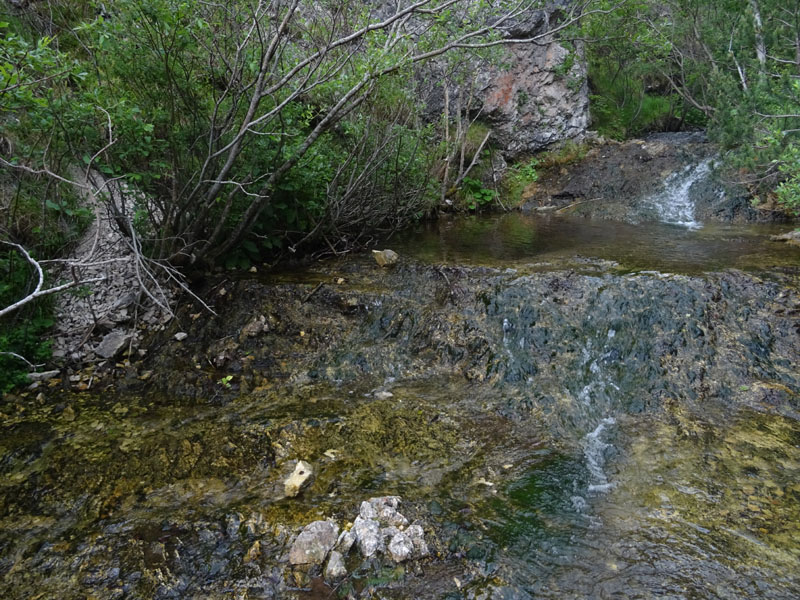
[302,281,324,303]
[556,197,603,214]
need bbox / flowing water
[646,158,713,229]
[2,171,800,598]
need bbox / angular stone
[359,500,378,520]
[27,370,60,382]
[380,526,401,546]
[336,530,356,556]
[376,505,408,528]
[405,523,429,558]
[352,516,381,557]
[284,460,314,498]
[387,531,414,563]
[324,550,347,581]
[367,496,401,510]
[95,331,130,359]
[174,332,189,341]
[289,520,339,566]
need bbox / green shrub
[461,176,496,211]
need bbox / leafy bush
[461,176,496,211]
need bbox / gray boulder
[288,520,339,566]
[95,331,130,359]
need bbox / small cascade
[583,417,616,493]
[649,158,714,229]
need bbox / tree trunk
[749,0,767,82]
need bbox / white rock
[405,523,429,558]
[324,550,347,581]
[174,332,189,341]
[359,500,378,520]
[284,460,313,498]
[387,531,414,563]
[377,505,409,528]
[352,516,382,557]
[368,496,401,510]
[336,530,356,555]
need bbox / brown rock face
[479,40,589,157]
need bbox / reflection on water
[392,213,800,273]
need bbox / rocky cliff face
[476,13,589,157]
[418,4,590,159]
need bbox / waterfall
[649,159,714,229]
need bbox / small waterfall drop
[649,158,714,229]
[583,417,616,493]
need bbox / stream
[2,162,800,599]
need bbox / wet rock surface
[523,133,795,224]
[3,239,800,598]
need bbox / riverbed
[2,209,799,599]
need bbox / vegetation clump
[581,0,800,211]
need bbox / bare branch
[0,239,106,319]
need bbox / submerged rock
[289,520,339,566]
[770,230,800,246]
[372,249,399,267]
[239,315,267,341]
[284,460,313,498]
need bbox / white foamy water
[649,159,714,229]
[584,417,617,493]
